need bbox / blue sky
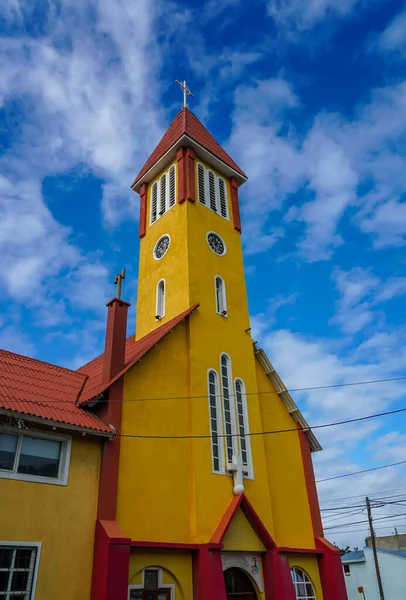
[1,0,406,546]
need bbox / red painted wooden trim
[298,424,324,538]
[102,298,131,384]
[185,146,196,203]
[230,177,241,233]
[211,494,242,543]
[130,541,222,550]
[139,183,147,238]
[177,147,186,204]
[278,547,323,555]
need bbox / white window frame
[128,567,174,599]
[290,566,316,600]
[220,353,237,467]
[155,279,166,321]
[234,378,254,480]
[0,541,41,600]
[196,162,229,220]
[0,429,71,486]
[207,369,225,475]
[214,275,227,317]
[149,165,177,225]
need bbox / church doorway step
[224,567,258,599]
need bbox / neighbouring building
[0,105,348,600]
[365,532,406,551]
[342,547,406,599]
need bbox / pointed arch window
[156,279,165,320]
[220,354,236,464]
[215,276,227,316]
[208,370,224,473]
[235,378,252,477]
[150,165,176,225]
[196,162,228,219]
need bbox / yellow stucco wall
[222,509,265,552]
[288,554,324,600]
[0,435,101,600]
[129,550,193,600]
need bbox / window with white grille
[235,379,252,477]
[150,165,176,224]
[208,370,224,473]
[0,544,40,599]
[215,276,227,316]
[220,354,237,464]
[291,567,316,600]
[197,163,228,219]
[156,280,165,320]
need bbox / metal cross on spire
[175,80,194,109]
[114,268,126,299]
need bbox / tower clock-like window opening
[220,353,236,463]
[156,280,165,320]
[208,370,224,473]
[215,276,227,316]
[197,162,228,219]
[150,165,176,224]
[235,379,252,477]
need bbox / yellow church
[0,98,348,600]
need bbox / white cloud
[376,8,406,59]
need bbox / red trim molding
[230,177,241,233]
[192,546,227,600]
[177,146,196,204]
[316,538,349,600]
[131,541,222,550]
[278,547,323,555]
[298,425,324,538]
[139,183,147,238]
[91,520,131,600]
[262,550,296,600]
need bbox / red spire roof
[132,108,246,190]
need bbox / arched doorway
[224,567,257,599]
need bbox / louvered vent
[160,174,166,215]
[209,171,217,211]
[169,166,176,207]
[198,163,205,204]
[151,182,158,223]
[219,178,227,218]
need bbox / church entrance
[224,567,257,599]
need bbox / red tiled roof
[78,304,198,403]
[0,305,198,430]
[132,108,246,187]
[0,350,111,433]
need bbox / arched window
[197,163,206,205]
[235,379,252,477]
[215,276,227,316]
[208,370,224,473]
[129,567,173,599]
[151,182,158,224]
[150,165,176,224]
[196,162,228,219]
[220,354,236,464]
[291,567,316,600]
[156,280,165,320]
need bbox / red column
[139,183,147,238]
[177,146,196,204]
[316,539,348,600]
[230,177,241,233]
[192,546,227,600]
[262,550,296,600]
[91,520,131,600]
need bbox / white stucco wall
[343,548,406,600]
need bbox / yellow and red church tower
[89,105,348,600]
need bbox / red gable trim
[211,493,276,550]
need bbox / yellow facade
[119,151,324,597]
[129,550,193,600]
[0,435,101,600]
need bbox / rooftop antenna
[175,80,194,109]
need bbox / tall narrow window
[208,171,217,211]
[169,165,176,207]
[159,174,166,215]
[197,163,206,205]
[151,182,158,224]
[235,379,252,477]
[156,280,165,320]
[215,276,227,316]
[220,354,236,464]
[208,370,224,473]
[219,178,227,218]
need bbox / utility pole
[366,497,385,600]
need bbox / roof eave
[131,133,247,194]
[253,344,322,452]
[0,408,114,438]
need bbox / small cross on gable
[227,453,245,495]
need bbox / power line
[324,512,406,531]
[321,498,406,512]
[328,523,406,535]
[320,487,406,505]
[4,375,406,405]
[316,461,406,483]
